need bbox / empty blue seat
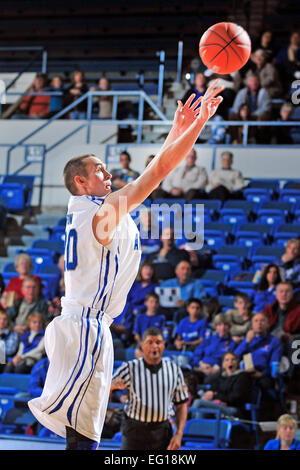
[189,199,222,220]
[226,281,255,298]
[235,223,273,248]
[31,239,64,256]
[252,246,285,259]
[247,179,279,198]
[212,254,244,275]
[273,224,300,246]
[47,225,66,243]
[280,188,300,205]
[203,222,235,249]
[257,201,295,225]
[196,270,228,294]
[26,248,56,271]
[243,188,271,205]
[2,174,35,208]
[0,183,26,211]
[219,208,249,226]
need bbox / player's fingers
[183,93,196,108]
[190,96,202,110]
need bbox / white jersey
[28,194,142,441]
[62,195,142,318]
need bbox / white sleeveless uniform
[28,195,141,442]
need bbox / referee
[111,327,189,450]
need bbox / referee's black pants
[120,414,173,450]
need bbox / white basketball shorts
[28,305,114,442]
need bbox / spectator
[110,151,140,191]
[46,75,65,117]
[181,72,207,104]
[138,208,161,255]
[18,73,50,119]
[133,292,166,345]
[225,292,253,343]
[252,30,277,63]
[0,310,19,372]
[271,102,300,145]
[7,277,49,335]
[253,264,282,313]
[160,260,207,309]
[206,72,240,119]
[161,148,208,201]
[173,298,207,351]
[230,73,272,121]
[193,351,252,417]
[4,312,45,374]
[147,227,190,280]
[264,414,300,450]
[191,314,237,373]
[235,313,282,393]
[264,281,300,342]
[246,49,283,98]
[1,253,42,309]
[277,238,300,288]
[66,69,88,119]
[228,103,257,144]
[276,31,300,93]
[90,77,113,119]
[207,151,246,202]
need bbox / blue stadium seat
[279,188,300,205]
[252,246,285,259]
[181,411,233,449]
[46,225,66,243]
[218,295,235,310]
[196,270,228,295]
[26,248,56,271]
[273,224,300,246]
[243,187,272,205]
[219,208,249,226]
[221,200,257,220]
[212,255,244,275]
[247,179,280,199]
[31,239,64,257]
[226,280,255,298]
[189,199,222,220]
[257,201,295,225]
[0,183,26,211]
[235,223,273,248]
[203,222,235,250]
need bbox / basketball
[199,22,251,74]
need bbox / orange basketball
[199,22,251,74]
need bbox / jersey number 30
[65,228,78,271]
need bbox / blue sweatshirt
[264,439,300,450]
[235,333,282,376]
[191,333,237,368]
[175,317,207,343]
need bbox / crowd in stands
[3,29,300,145]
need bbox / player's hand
[111,378,127,390]
[173,93,203,135]
[198,79,224,122]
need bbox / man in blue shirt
[173,298,207,352]
[133,292,166,345]
[160,260,207,306]
[235,312,282,392]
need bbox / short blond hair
[276,414,297,439]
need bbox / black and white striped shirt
[112,357,189,423]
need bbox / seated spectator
[252,30,277,63]
[228,103,257,145]
[4,312,45,374]
[230,73,272,121]
[46,75,66,117]
[225,292,253,343]
[271,102,300,145]
[1,253,42,309]
[264,414,300,450]
[191,314,237,373]
[173,298,207,352]
[146,227,190,280]
[207,151,246,202]
[160,148,208,201]
[66,69,88,119]
[246,49,283,98]
[133,292,166,345]
[0,310,19,373]
[90,77,113,119]
[277,238,300,288]
[110,151,140,191]
[253,264,282,313]
[276,31,300,94]
[193,351,252,417]
[160,260,207,310]
[17,73,50,119]
[235,313,282,394]
[180,72,207,105]
[7,277,49,335]
[264,281,300,342]
[138,208,161,255]
[28,356,49,397]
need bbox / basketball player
[28,80,223,450]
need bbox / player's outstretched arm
[93,80,223,245]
